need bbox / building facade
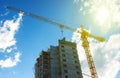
[35,38,83,78]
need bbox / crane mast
[78,26,98,78]
[82,36,98,78]
[7,6,105,78]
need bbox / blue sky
[0,0,120,78]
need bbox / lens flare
[95,6,110,25]
[78,0,120,33]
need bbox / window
[38,73,39,77]
[72,49,77,54]
[63,59,66,62]
[44,60,49,64]
[72,47,75,50]
[37,64,39,67]
[65,75,68,78]
[75,60,78,63]
[63,64,67,67]
[62,49,65,52]
[74,56,77,58]
[64,70,68,73]
[61,45,64,48]
[76,71,80,75]
[75,66,79,69]
[62,54,66,57]
[44,65,48,69]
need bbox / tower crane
[6,6,105,78]
[77,26,104,78]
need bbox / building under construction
[35,38,83,78]
[7,6,106,78]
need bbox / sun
[95,6,110,25]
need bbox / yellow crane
[77,25,105,78]
[6,6,105,78]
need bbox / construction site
[6,5,106,78]
[1,0,120,78]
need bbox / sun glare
[79,0,120,33]
[95,6,110,25]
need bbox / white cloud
[0,52,21,68]
[72,31,120,78]
[74,0,120,34]
[0,13,23,51]
[73,0,120,77]
[0,13,23,68]
[73,0,80,4]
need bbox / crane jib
[6,6,75,31]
